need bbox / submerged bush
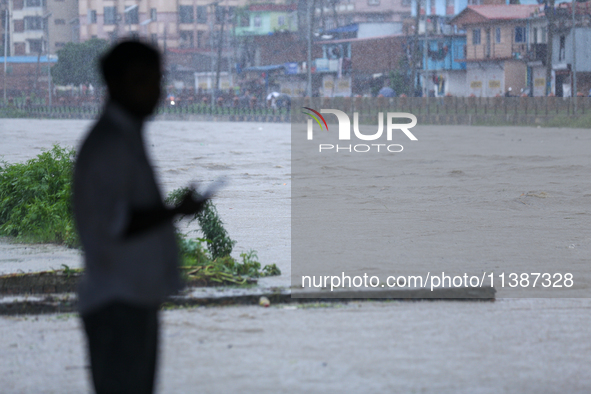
[166,187,281,281]
[0,146,281,282]
[0,145,78,246]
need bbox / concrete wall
[357,23,402,38]
[531,65,554,97]
[552,27,591,73]
[442,70,467,96]
[466,62,505,97]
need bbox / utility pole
[410,0,420,96]
[43,12,52,106]
[4,1,8,103]
[571,0,577,111]
[306,0,312,97]
[215,5,225,92]
[208,2,217,108]
[545,0,554,96]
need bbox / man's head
[100,41,162,118]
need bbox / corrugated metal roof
[466,4,540,21]
[317,34,404,44]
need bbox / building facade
[450,4,543,96]
[5,0,78,56]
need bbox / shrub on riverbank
[0,145,280,283]
[0,145,78,246]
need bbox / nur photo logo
[301,108,418,153]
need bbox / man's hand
[175,189,207,216]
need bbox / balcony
[525,43,547,64]
[511,43,527,60]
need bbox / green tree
[51,39,109,86]
[389,56,411,96]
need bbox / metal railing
[2,96,591,121]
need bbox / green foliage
[0,145,78,246]
[389,56,411,97]
[167,187,281,283]
[0,106,29,118]
[166,187,236,259]
[51,38,109,87]
[0,148,281,284]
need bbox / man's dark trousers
[82,301,159,394]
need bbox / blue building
[418,35,467,96]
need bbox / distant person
[73,41,207,394]
[505,87,513,97]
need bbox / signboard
[284,62,299,75]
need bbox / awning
[242,64,286,72]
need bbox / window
[559,35,565,61]
[215,6,225,24]
[55,42,65,48]
[88,10,97,24]
[150,8,157,22]
[25,0,42,7]
[368,0,380,4]
[104,7,117,25]
[13,20,24,32]
[179,5,194,23]
[197,31,204,47]
[125,7,139,24]
[514,26,525,43]
[55,19,65,25]
[197,6,207,23]
[179,31,194,48]
[151,34,158,45]
[24,16,43,30]
[254,14,261,27]
[495,27,501,43]
[28,39,42,53]
[278,15,285,26]
[14,42,26,55]
[472,28,481,45]
[541,27,547,43]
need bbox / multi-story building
[78,0,248,92]
[450,4,543,96]
[419,34,466,96]
[315,0,411,29]
[234,3,297,36]
[78,0,245,49]
[550,1,591,97]
[1,0,76,99]
[5,0,78,56]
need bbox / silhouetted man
[73,41,205,394]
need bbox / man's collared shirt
[73,101,181,315]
